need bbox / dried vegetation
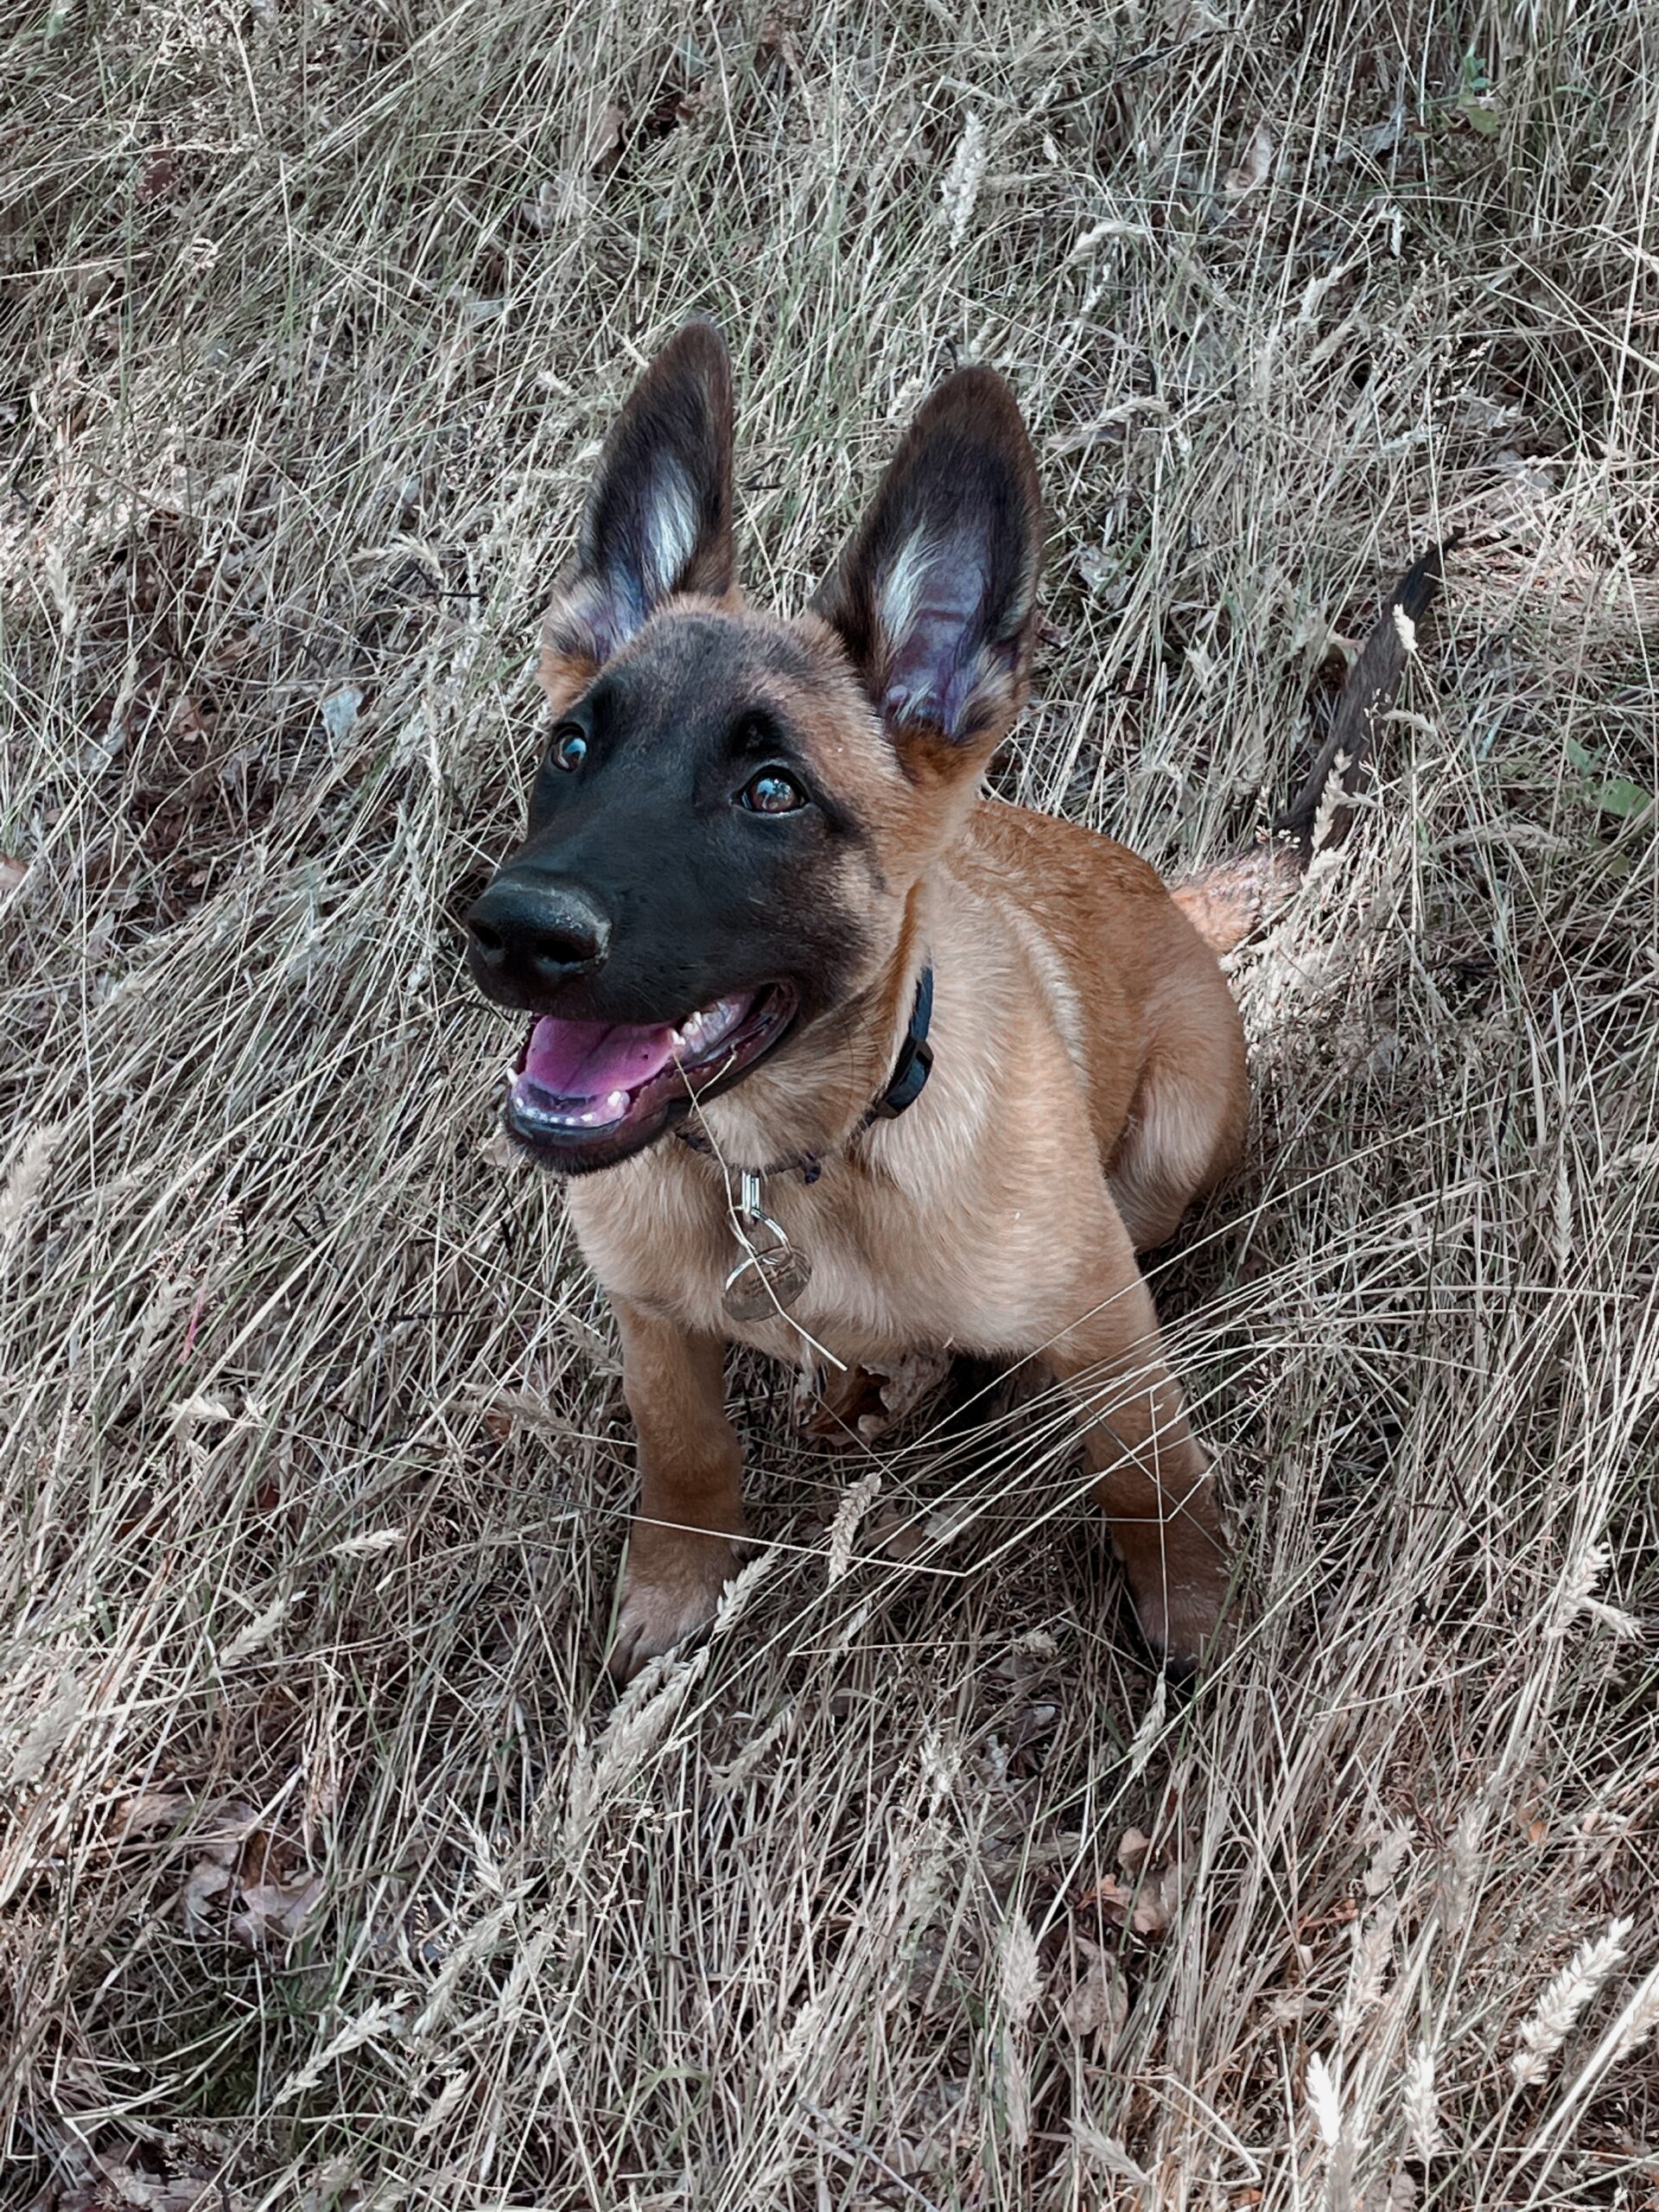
[2,1,1656,2206]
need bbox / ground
[3,2,1657,2207]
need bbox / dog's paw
[1128,1559,1230,1680]
[608,1534,740,1684]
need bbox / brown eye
[741,769,806,814]
[549,724,588,771]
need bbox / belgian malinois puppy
[467,322,1444,1681]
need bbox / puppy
[467,322,1444,1681]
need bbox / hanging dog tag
[721,1172,812,1323]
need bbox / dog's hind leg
[608,1299,745,1682]
[1107,963,1249,1253]
[1041,1202,1230,1670]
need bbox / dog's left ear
[543,321,736,677]
[810,367,1040,753]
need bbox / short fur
[467,322,1446,1681]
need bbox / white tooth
[605,1090,629,1112]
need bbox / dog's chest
[565,1147,1058,1363]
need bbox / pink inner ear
[556,575,642,671]
[880,542,992,738]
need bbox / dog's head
[467,321,1041,1172]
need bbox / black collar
[677,965,934,1184]
[860,963,934,1124]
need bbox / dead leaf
[115,1789,192,1840]
[232,1869,322,1946]
[1077,1861,1182,1937]
[181,1859,233,1925]
[174,1801,319,1946]
[1117,1826,1153,1877]
[168,695,213,741]
[1060,1937,1128,2037]
[1515,1796,1549,1847]
[479,1123,529,1173]
[585,100,625,173]
[54,2131,251,2212]
[756,14,802,75]
[798,1350,950,1443]
[0,855,27,897]
[870,1504,925,1562]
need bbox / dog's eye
[548,724,588,772]
[740,769,806,815]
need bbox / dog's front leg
[1045,1211,1230,1675]
[608,1297,744,1682]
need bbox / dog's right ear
[543,321,735,683]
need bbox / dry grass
[3,1,1657,2206]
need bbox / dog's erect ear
[810,368,1040,753]
[544,321,735,672]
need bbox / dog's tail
[1171,537,1456,956]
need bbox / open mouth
[505,982,798,1170]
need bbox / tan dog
[467,323,1444,1681]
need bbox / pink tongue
[523,1015,678,1100]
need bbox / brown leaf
[172,1800,317,1944]
[231,1870,322,1947]
[870,1504,925,1562]
[57,2133,250,2212]
[798,1351,950,1443]
[1515,1785,1550,1846]
[1117,1825,1153,1877]
[1059,1938,1128,2037]
[755,12,803,75]
[168,695,213,741]
[180,1859,233,1925]
[1077,1862,1182,1937]
[0,854,26,897]
[115,1789,192,1840]
[478,1124,528,1172]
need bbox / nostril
[470,919,505,959]
[538,923,602,969]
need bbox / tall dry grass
[2,2,1656,2206]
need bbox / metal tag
[722,1240,813,1323]
[721,1172,812,1323]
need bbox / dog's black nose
[467,874,611,991]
